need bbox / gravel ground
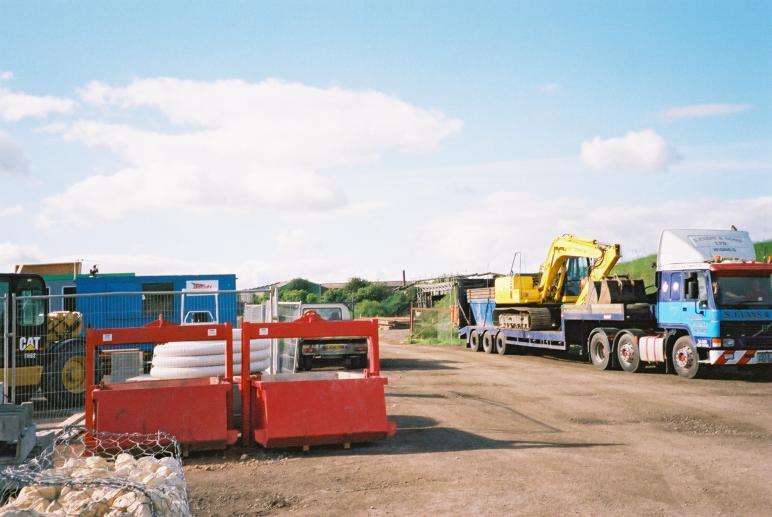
[184,329,772,516]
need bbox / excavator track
[495,307,555,331]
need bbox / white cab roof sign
[657,229,756,270]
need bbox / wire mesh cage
[0,426,190,517]
[409,307,458,343]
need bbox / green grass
[611,239,772,289]
[755,240,772,261]
[408,335,466,346]
[612,254,657,288]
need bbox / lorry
[1,273,89,405]
[459,229,772,379]
[295,303,369,371]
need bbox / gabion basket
[0,426,191,517]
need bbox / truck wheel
[589,332,612,370]
[672,336,700,379]
[43,341,98,408]
[495,333,509,355]
[482,332,495,354]
[616,332,643,373]
[469,330,481,352]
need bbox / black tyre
[482,332,495,354]
[358,355,369,369]
[299,355,313,371]
[672,336,701,379]
[589,332,612,370]
[346,356,367,370]
[469,330,481,352]
[43,339,97,408]
[495,333,509,355]
[616,332,643,373]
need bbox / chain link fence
[409,306,460,344]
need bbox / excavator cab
[561,257,590,299]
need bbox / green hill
[612,240,772,290]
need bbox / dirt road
[185,330,772,516]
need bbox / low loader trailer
[460,229,772,379]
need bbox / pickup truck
[296,303,369,371]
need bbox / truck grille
[721,321,772,348]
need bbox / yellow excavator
[493,234,621,330]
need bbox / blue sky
[1,1,770,285]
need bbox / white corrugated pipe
[149,328,271,379]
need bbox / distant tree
[354,283,390,303]
[280,289,309,303]
[342,277,369,296]
[355,299,384,317]
[281,278,319,294]
[320,288,347,304]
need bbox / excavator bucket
[587,277,646,304]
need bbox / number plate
[757,351,772,364]
[325,344,344,351]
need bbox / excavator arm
[540,235,621,304]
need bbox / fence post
[10,293,16,403]
[2,294,7,403]
[409,303,414,339]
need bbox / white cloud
[39,77,462,227]
[0,71,13,81]
[419,192,772,274]
[0,131,29,175]
[0,242,44,273]
[0,204,23,217]
[538,82,560,94]
[0,87,74,122]
[660,103,750,120]
[277,228,316,254]
[580,129,680,172]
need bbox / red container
[251,372,396,449]
[242,313,397,450]
[85,323,239,452]
[93,377,238,451]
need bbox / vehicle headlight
[722,338,735,347]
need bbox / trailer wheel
[482,332,495,354]
[589,332,612,370]
[672,336,700,379]
[469,330,481,352]
[616,332,643,373]
[495,333,509,355]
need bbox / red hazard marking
[737,350,755,365]
[715,352,729,365]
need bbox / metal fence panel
[6,288,272,427]
[2,294,8,403]
[410,307,458,343]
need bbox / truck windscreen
[312,308,343,320]
[713,273,771,309]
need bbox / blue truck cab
[651,230,771,377]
